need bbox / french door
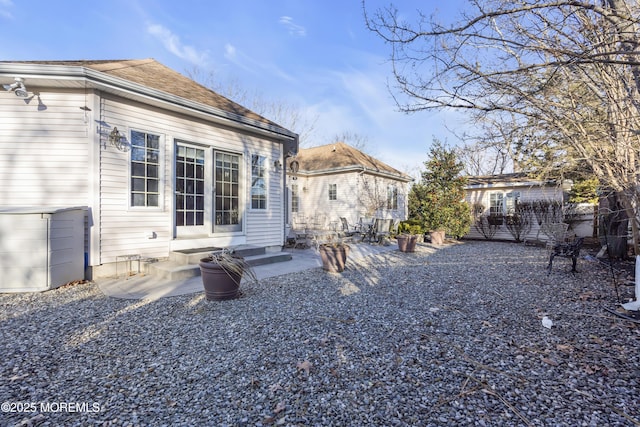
[175,143,208,237]
[175,142,243,237]
[214,151,242,233]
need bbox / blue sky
[0,0,468,177]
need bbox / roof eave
[0,62,298,142]
[297,165,413,182]
[464,180,557,190]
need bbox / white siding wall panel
[0,90,89,206]
[295,172,407,230]
[98,95,286,263]
[246,138,284,246]
[465,184,568,241]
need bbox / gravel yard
[1,240,639,426]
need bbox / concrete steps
[148,245,292,281]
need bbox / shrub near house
[408,141,471,239]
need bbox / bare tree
[330,131,372,153]
[358,175,389,218]
[365,0,640,253]
[457,140,513,176]
[185,67,318,146]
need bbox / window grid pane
[131,131,160,207]
[291,184,299,213]
[175,145,205,226]
[216,153,240,224]
[329,184,337,201]
[251,155,267,210]
[387,186,398,210]
[489,193,504,216]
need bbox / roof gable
[293,142,412,181]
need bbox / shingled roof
[1,59,283,131]
[292,142,412,182]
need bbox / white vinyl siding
[99,94,286,263]
[465,184,565,241]
[294,172,408,228]
[2,86,289,274]
[245,145,284,247]
[0,90,89,206]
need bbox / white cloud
[147,23,208,65]
[0,0,13,20]
[294,61,468,173]
[279,16,306,37]
[222,42,294,82]
[224,43,236,60]
[305,101,355,143]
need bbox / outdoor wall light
[109,127,121,144]
[289,160,300,174]
[109,127,127,151]
[106,126,129,151]
[23,92,47,111]
[2,77,28,97]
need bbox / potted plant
[199,249,257,300]
[396,233,419,252]
[396,222,422,252]
[318,241,350,273]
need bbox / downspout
[283,152,288,246]
[283,134,300,245]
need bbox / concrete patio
[97,242,399,300]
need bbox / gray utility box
[0,207,86,293]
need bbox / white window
[489,192,504,216]
[505,191,521,214]
[328,183,337,201]
[291,184,299,213]
[387,185,398,210]
[251,155,266,209]
[130,131,160,207]
[489,191,521,216]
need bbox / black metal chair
[547,237,584,274]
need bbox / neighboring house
[287,142,413,231]
[464,173,575,241]
[0,59,298,281]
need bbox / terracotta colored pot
[397,234,418,252]
[319,244,349,272]
[430,230,446,245]
[199,258,242,300]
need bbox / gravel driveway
[1,240,639,426]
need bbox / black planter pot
[199,258,243,300]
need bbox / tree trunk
[600,192,629,259]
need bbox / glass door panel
[175,143,207,237]
[214,151,242,233]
